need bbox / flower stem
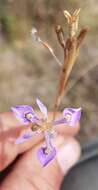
[52,10,88,120]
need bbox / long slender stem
[53,37,78,119]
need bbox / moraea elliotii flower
[11,98,81,166]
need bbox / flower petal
[11,105,36,125]
[37,147,56,167]
[44,131,53,149]
[52,118,68,126]
[15,134,33,144]
[63,107,82,126]
[15,130,39,144]
[36,98,48,119]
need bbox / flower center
[25,112,33,120]
[64,113,72,122]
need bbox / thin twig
[40,40,62,66]
[55,25,65,50]
[77,28,89,49]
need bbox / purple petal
[11,105,36,124]
[36,98,48,119]
[15,133,33,144]
[63,107,82,127]
[52,118,68,126]
[15,130,40,144]
[37,147,56,166]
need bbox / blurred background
[0,0,98,143]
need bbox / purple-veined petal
[15,129,40,144]
[36,98,48,119]
[37,147,56,167]
[11,105,36,125]
[15,133,33,144]
[63,107,82,127]
[52,118,68,126]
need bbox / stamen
[25,113,33,120]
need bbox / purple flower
[11,99,82,145]
[11,99,82,166]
